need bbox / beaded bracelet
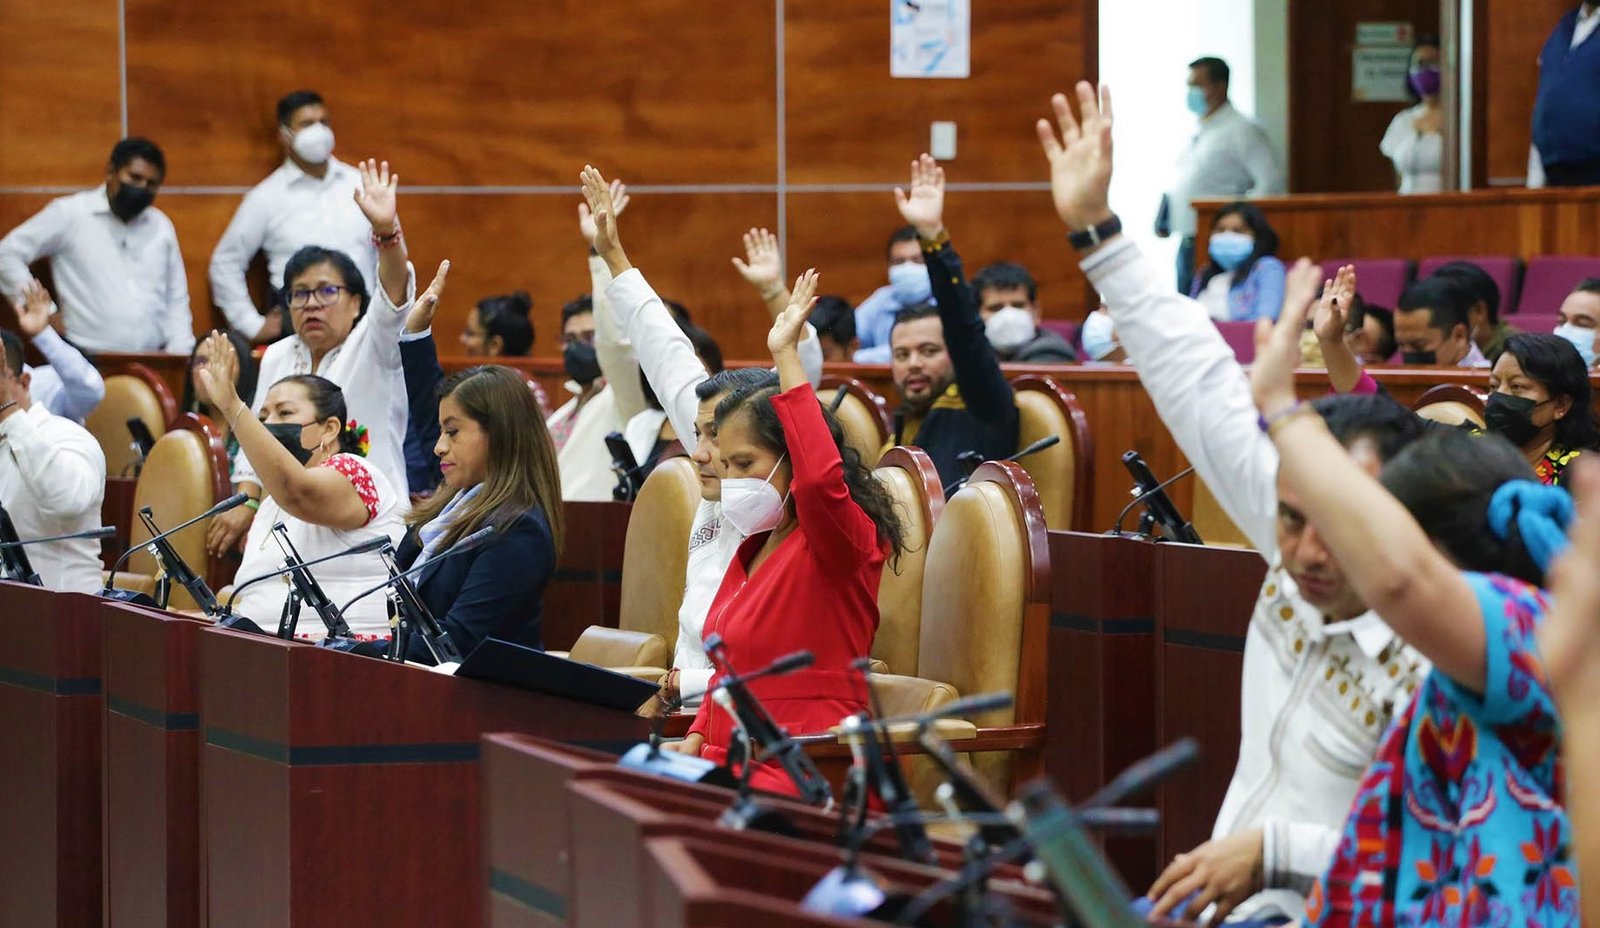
[1259,400,1314,437]
[371,223,404,249]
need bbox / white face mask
[1553,322,1598,367]
[289,123,335,164]
[983,306,1036,352]
[721,454,789,536]
[1081,309,1119,360]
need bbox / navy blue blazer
[397,508,556,664]
[400,333,445,493]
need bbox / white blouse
[1380,104,1444,195]
[231,453,406,640]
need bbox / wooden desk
[547,501,631,651]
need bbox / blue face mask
[1554,322,1598,367]
[1207,231,1255,271]
[1186,87,1209,117]
[887,261,932,306]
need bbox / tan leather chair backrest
[619,456,700,641]
[1415,401,1485,429]
[1010,390,1074,530]
[130,429,216,582]
[819,388,886,469]
[568,626,671,670]
[86,375,168,476]
[1192,476,1253,550]
[869,451,941,676]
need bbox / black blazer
[400,333,445,493]
[396,508,556,663]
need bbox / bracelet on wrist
[1259,401,1314,436]
[243,499,260,512]
[371,223,404,249]
[918,228,951,251]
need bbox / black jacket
[1005,327,1077,363]
[397,508,556,664]
[400,333,445,493]
[892,240,1019,484]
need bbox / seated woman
[194,333,403,640]
[395,276,564,661]
[458,291,535,357]
[1485,332,1600,486]
[1252,274,1577,926]
[664,270,908,796]
[1189,202,1286,323]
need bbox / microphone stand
[703,635,833,809]
[1110,451,1201,543]
[942,434,1061,498]
[136,506,223,615]
[217,536,391,634]
[0,502,43,586]
[103,492,248,601]
[376,541,462,665]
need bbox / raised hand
[1251,258,1319,417]
[1313,265,1357,344]
[894,154,946,239]
[768,269,819,358]
[15,279,53,338]
[193,331,243,415]
[578,165,627,265]
[579,177,629,247]
[405,260,451,335]
[1036,83,1115,231]
[732,227,785,294]
[353,159,399,234]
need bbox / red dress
[686,384,888,795]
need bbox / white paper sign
[891,0,970,80]
[1352,46,1413,102]
[1355,21,1415,47]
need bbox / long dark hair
[184,331,258,415]
[272,374,363,456]
[1502,332,1600,453]
[714,384,907,562]
[1380,428,1545,586]
[406,365,564,554]
[1196,202,1280,294]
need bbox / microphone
[1080,736,1199,810]
[828,387,850,414]
[942,434,1062,498]
[0,502,42,586]
[220,535,391,620]
[1110,451,1201,544]
[0,525,117,549]
[334,525,495,618]
[1009,781,1145,928]
[701,637,832,809]
[104,492,249,595]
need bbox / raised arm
[16,281,103,421]
[1312,264,1367,393]
[580,177,649,423]
[401,261,452,488]
[352,159,410,309]
[731,227,825,386]
[896,154,1014,423]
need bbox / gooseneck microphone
[0,502,42,586]
[103,492,249,598]
[217,535,392,633]
[1110,451,1200,543]
[942,434,1062,498]
[702,637,832,809]
[334,525,495,618]
[0,525,117,549]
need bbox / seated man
[1343,300,1396,366]
[1394,276,1491,368]
[1080,306,1127,363]
[853,225,933,363]
[1429,260,1516,362]
[0,138,192,354]
[10,278,104,422]
[886,155,1019,484]
[1035,84,1429,923]
[547,293,622,501]
[808,295,859,362]
[0,330,107,593]
[971,261,1077,362]
[1554,276,1600,367]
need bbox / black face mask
[564,340,601,386]
[1484,393,1547,447]
[1401,349,1437,366]
[108,183,155,221]
[264,421,315,465]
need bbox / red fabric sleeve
[319,454,379,525]
[1331,371,1381,396]
[770,383,883,575]
[685,697,710,741]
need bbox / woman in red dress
[666,270,908,796]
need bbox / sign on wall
[1352,21,1416,103]
[891,0,970,79]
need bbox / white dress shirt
[0,403,107,593]
[208,159,377,339]
[1169,102,1286,237]
[23,328,105,423]
[549,383,624,502]
[1083,236,1428,919]
[233,264,416,496]
[1379,104,1445,194]
[1527,2,1600,187]
[0,187,193,353]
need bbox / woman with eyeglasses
[209,159,420,555]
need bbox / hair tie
[1487,480,1574,572]
[345,418,371,457]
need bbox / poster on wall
[1352,46,1414,102]
[891,0,970,79]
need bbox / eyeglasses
[287,285,350,309]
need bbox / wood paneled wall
[0,0,1095,359]
[1480,0,1574,185]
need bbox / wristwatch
[1067,214,1122,251]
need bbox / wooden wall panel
[785,188,1086,321]
[1481,0,1572,184]
[785,0,1092,185]
[121,0,779,187]
[0,0,122,185]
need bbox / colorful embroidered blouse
[1533,447,1582,488]
[1306,573,1577,927]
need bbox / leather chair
[116,413,231,611]
[566,626,672,682]
[84,362,177,477]
[819,376,892,468]
[1008,376,1094,531]
[1412,384,1486,429]
[869,447,945,676]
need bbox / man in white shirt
[0,330,106,594]
[12,278,104,422]
[0,138,193,354]
[208,90,376,344]
[1162,57,1285,294]
[1038,83,1427,922]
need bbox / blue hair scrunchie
[1487,480,1575,572]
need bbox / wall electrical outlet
[930,121,957,160]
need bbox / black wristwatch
[1067,214,1123,251]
